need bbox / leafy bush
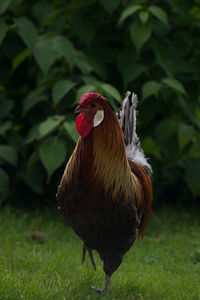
[0,0,200,206]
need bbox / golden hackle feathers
[91,104,142,205]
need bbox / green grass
[0,206,200,300]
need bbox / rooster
[56,91,153,293]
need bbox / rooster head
[75,93,106,138]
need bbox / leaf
[38,115,65,139]
[12,48,31,71]
[0,0,12,14]
[76,85,96,102]
[33,37,59,73]
[185,159,200,195]
[196,133,200,151]
[149,6,169,28]
[165,0,190,16]
[0,20,7,44]
[81,75,101,86]
[39,137,66,181]
[142,81,162,99]
[123,63,146,87]
[72,16,95,47]
[101,83,121,103]
[178,123,195,150]
[52,36,76,68]
[63,121,79,143]
[118,4,142,25]
[27,151,39,171]
[100,0,120,13]
[155,119,178,143]
[0,168,9,201]
[23,88,47,114]
[0,121,12,136]
[150,38,174,76]
[15,17,38,51]
[139,11,149,23]
[162,77,186,95]
[0,145,18,166]
[75,51,93,74]
[130,21,152,52]
[26,125,39,144]
[52,80,75,106]
[19,167,44,195]
[0,99,14,119]
[142,137,160,158]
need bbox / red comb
[78,92,106,106]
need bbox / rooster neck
[62,103,142,205]
[79,104,142,202]
[80,104,126,169]
[91,104,127,174]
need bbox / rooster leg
[81,243,86,264]
[104,275,111,294]
[82,244,96,271]
[91,275,111,294]
[87,248,96,271]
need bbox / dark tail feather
[116,91,152,176]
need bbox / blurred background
[0,0,200,209]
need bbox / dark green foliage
[0,0,200,205]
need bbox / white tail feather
[116,91,152,176]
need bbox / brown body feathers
[57,95,152,292]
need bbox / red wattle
[76,114,93,138]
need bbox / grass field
[0,205,200,300]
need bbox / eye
[90,103,96,108]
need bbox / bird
[56,91,153,293]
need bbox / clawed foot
[91,286,103,294]
[91,275,111,294]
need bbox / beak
[74,105,81,113]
